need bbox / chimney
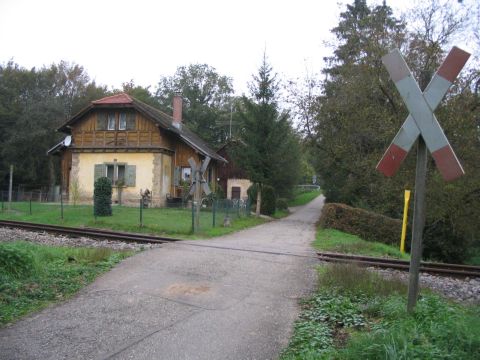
[172,95,182,129]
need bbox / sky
[0,0,476,95]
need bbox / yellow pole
[401,190,411,253]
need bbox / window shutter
[174,166,181,186]
[94,164,105,182]
[96,113,107,130]
[125,165,136,187]
[126,113,136,130]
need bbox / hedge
[318,203,402,245]
[94,177,112,217]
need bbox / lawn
[314,228,410,260]
[281,263,480,359]
[0,241,132,326]
[0,202,265,238]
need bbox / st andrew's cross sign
[377,46,470,181]
[377,47,470,312]
[188,156,211,233]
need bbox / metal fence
[0,190,252,235]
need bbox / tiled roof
[57,94,226,163]
[92,93,133,104]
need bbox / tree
[0,61,108,190]
[305,0,480,262]
[155,64,234,145]
[234,56,301,216]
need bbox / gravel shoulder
[0,196,323,360]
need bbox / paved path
[0,196,324,360]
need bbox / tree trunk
[256,186,262,217]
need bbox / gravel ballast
[0,227,162,251]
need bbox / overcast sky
[0,0,475,95]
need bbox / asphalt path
[0,195,324,360]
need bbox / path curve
[0,196,324,360]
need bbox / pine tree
[235,55,300,216]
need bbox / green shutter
[125,165,136,187]
[174,166,181,186]
[94,164,105,182]
[126,112,136,130]
[96,112,107,130]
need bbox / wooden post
[407,136,428,313]
[8,165,13,210]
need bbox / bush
[94,177,112,217]
[277,198,289,211]
[318,203,401,245]
[0,242,34,277]
[247,184,276,216]
[423,220,468,263]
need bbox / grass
[0,241,132,326]
[314,228,410,260]
[0,202,265,239]
[281,263,480,359]
[288,189,321,207]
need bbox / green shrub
[423,219,468,263]
[276,198,289,211]
[248,184,276,215]
[94,177,112,217]
[318,203,401,245]
[0,242,34,277]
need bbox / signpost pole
[194,169,201,232]
[8,165,13,211]
[407,136,428,313]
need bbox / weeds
[0,241,132,326]
[281,263,480,359]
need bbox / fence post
[8,165,13,211]
[212,199,216,227]
[60,191,64,220]
[191,199,195,233]
[29,198,32,215]
[139,198,143,227]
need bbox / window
[119,113,127,130]
[181,167,191,181]
[105,164,127,185]
[117,165,126,183]
[95,163,136,187]
[107,113,116,130]
[106,164,115,183]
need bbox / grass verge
[281,263,480,359]
[314,228,409,260]
[0,241,132,326]
[288,190,321,207]
[0,202,265,239]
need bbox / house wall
[72,152,156,204]
[226,179,252,200]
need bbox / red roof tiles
[92,93,133,104]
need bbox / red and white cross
[376,47,470,181]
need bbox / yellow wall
[74,153,154,202]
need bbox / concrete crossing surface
[0,196,324,360]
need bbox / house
[216,140,252,200]
[48,93,226,205]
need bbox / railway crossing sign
[377,46,470,181]
[188,156,212,196]
[377,47,470,312]
[188,156,211,233]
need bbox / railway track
[317,251,480,278]
[0,220,181,244]
[1,219,478,278]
